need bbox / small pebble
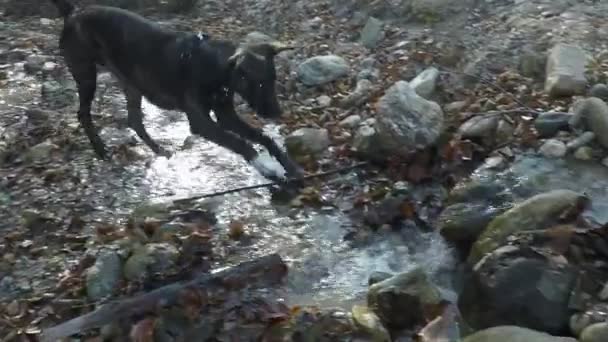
[574,146,594,161]
[539,139,567,158]
[589,84,608,99]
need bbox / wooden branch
[40,253,287,342]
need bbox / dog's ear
[227,47,266,70]
[246,42,297,57]
[267,41,298,56]
[227,47,245,69]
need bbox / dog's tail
[49,0,75,18]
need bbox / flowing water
[1,59,459,308]
[471,153,608,226]
[130,96,459,307]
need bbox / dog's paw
[156,147,173,159]
[251,154,287,182]
[94,146,111,161]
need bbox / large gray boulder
[372,81,444,158]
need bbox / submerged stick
[173,161,369,204]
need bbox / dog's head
[227,42,295,119]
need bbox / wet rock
[316,95,332,108]
[447,179,511,206]
[339,114,362,128]
[41,79,76,109]
[462,326,576,342]
[124,243,179,281]
[86,250,122,300]
[243,31,275,45]
[571,312,594,337]
[373,81,444,158]
[368,272,393,286]
[285,128,330,157]
[534,112,571,138]
[460,247,578,335]
[444,101,468,114]
[353,120,384,160]
[539,139,567,158]
[574,146,594,161]
[0,276,18,301]
[589,84,608,100]
[351,305,391,342]
[0,49,28,63]
[25,108,51,125]
[410,0,462,22]
[130,199,198,223]
[410,67,440,99]
[358,67,380,82]
[572,97,608,149]
[570,304,608,337]
[495,120,514,145]
[297,55,350,86]
[519,51,546,79]
[438,203,507,244]
[458,115,499,140]
[545,44,588,97]
[580,323,608,342]
[468,189,587,264]
[368,267,442,329]
[24,55,49,74]
[566,131,595,151]
[340,78,373,108]
[360,16,384,49]
[25,140,59,163]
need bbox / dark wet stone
[460,246,577,335]
[368,271,393,286]
[589,84,608,100]
[534,112,572,138]
[368,267,442,329]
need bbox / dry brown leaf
[400,201,417,219]
[228,220,246,240]
[130,317,158,342]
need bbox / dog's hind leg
[68,62,109,160]
[124,87,171,158]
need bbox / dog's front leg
[185,108,289,182]
[214,104,305,180]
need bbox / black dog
[48,0,304,182]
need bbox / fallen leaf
[228,220,246,240]
[130,317,158,342]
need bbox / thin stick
[173,161,369,204]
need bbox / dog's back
[52,0,207,109]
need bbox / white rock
[545,44,588,97]
[316,95,332,107]
[339,115,362,128]
[539,139,567,158]
[410,67,440,99]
